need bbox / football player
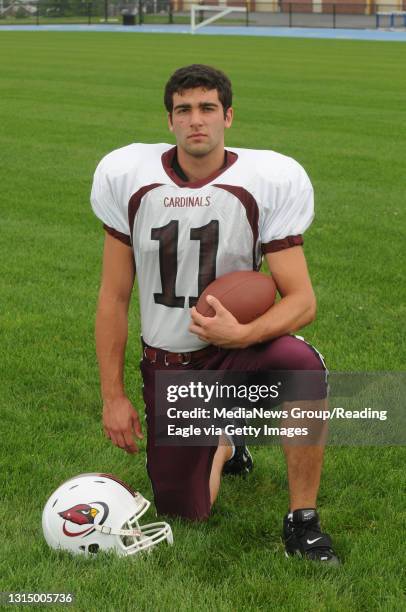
[91,64,339,565]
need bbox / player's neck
[177,146,226,182]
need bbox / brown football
[196,271,277,324]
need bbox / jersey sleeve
[260,161,314,254]
[90,158,132,246]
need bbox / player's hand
[102,396,144,454]
[189,295,250,349]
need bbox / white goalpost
[190,3,248,33]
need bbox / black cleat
[222,444,253,476]
[283,509,340,565]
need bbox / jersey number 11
[151,219,219,308]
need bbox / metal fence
[1,0,405,28]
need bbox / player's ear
[225,107,233,129]
[168,113,174,132]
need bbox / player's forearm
[242,291,316,346]
[95,293,130,401]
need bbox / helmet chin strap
[94,524,142,537]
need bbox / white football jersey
[91,143,314,351]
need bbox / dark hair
[164,64,232,116]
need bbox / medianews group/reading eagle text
[165,405,388,422]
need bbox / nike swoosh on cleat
[307,537,323,545]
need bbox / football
[196,271,277,324]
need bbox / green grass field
[0,32,405,611]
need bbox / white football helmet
[42,473,173,556]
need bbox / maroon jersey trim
[161,146,238,188]
[262,235,304,253]
[128,183,164,243]
[213,184,259,270]
[103,224,132,247]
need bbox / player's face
[168,87,233,158]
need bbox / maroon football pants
[140,335,327,521]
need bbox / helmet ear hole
[88,543,100,554]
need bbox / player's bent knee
[259,335,328,402]
[267,335,327,372]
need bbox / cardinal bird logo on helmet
[58,502,109,537]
